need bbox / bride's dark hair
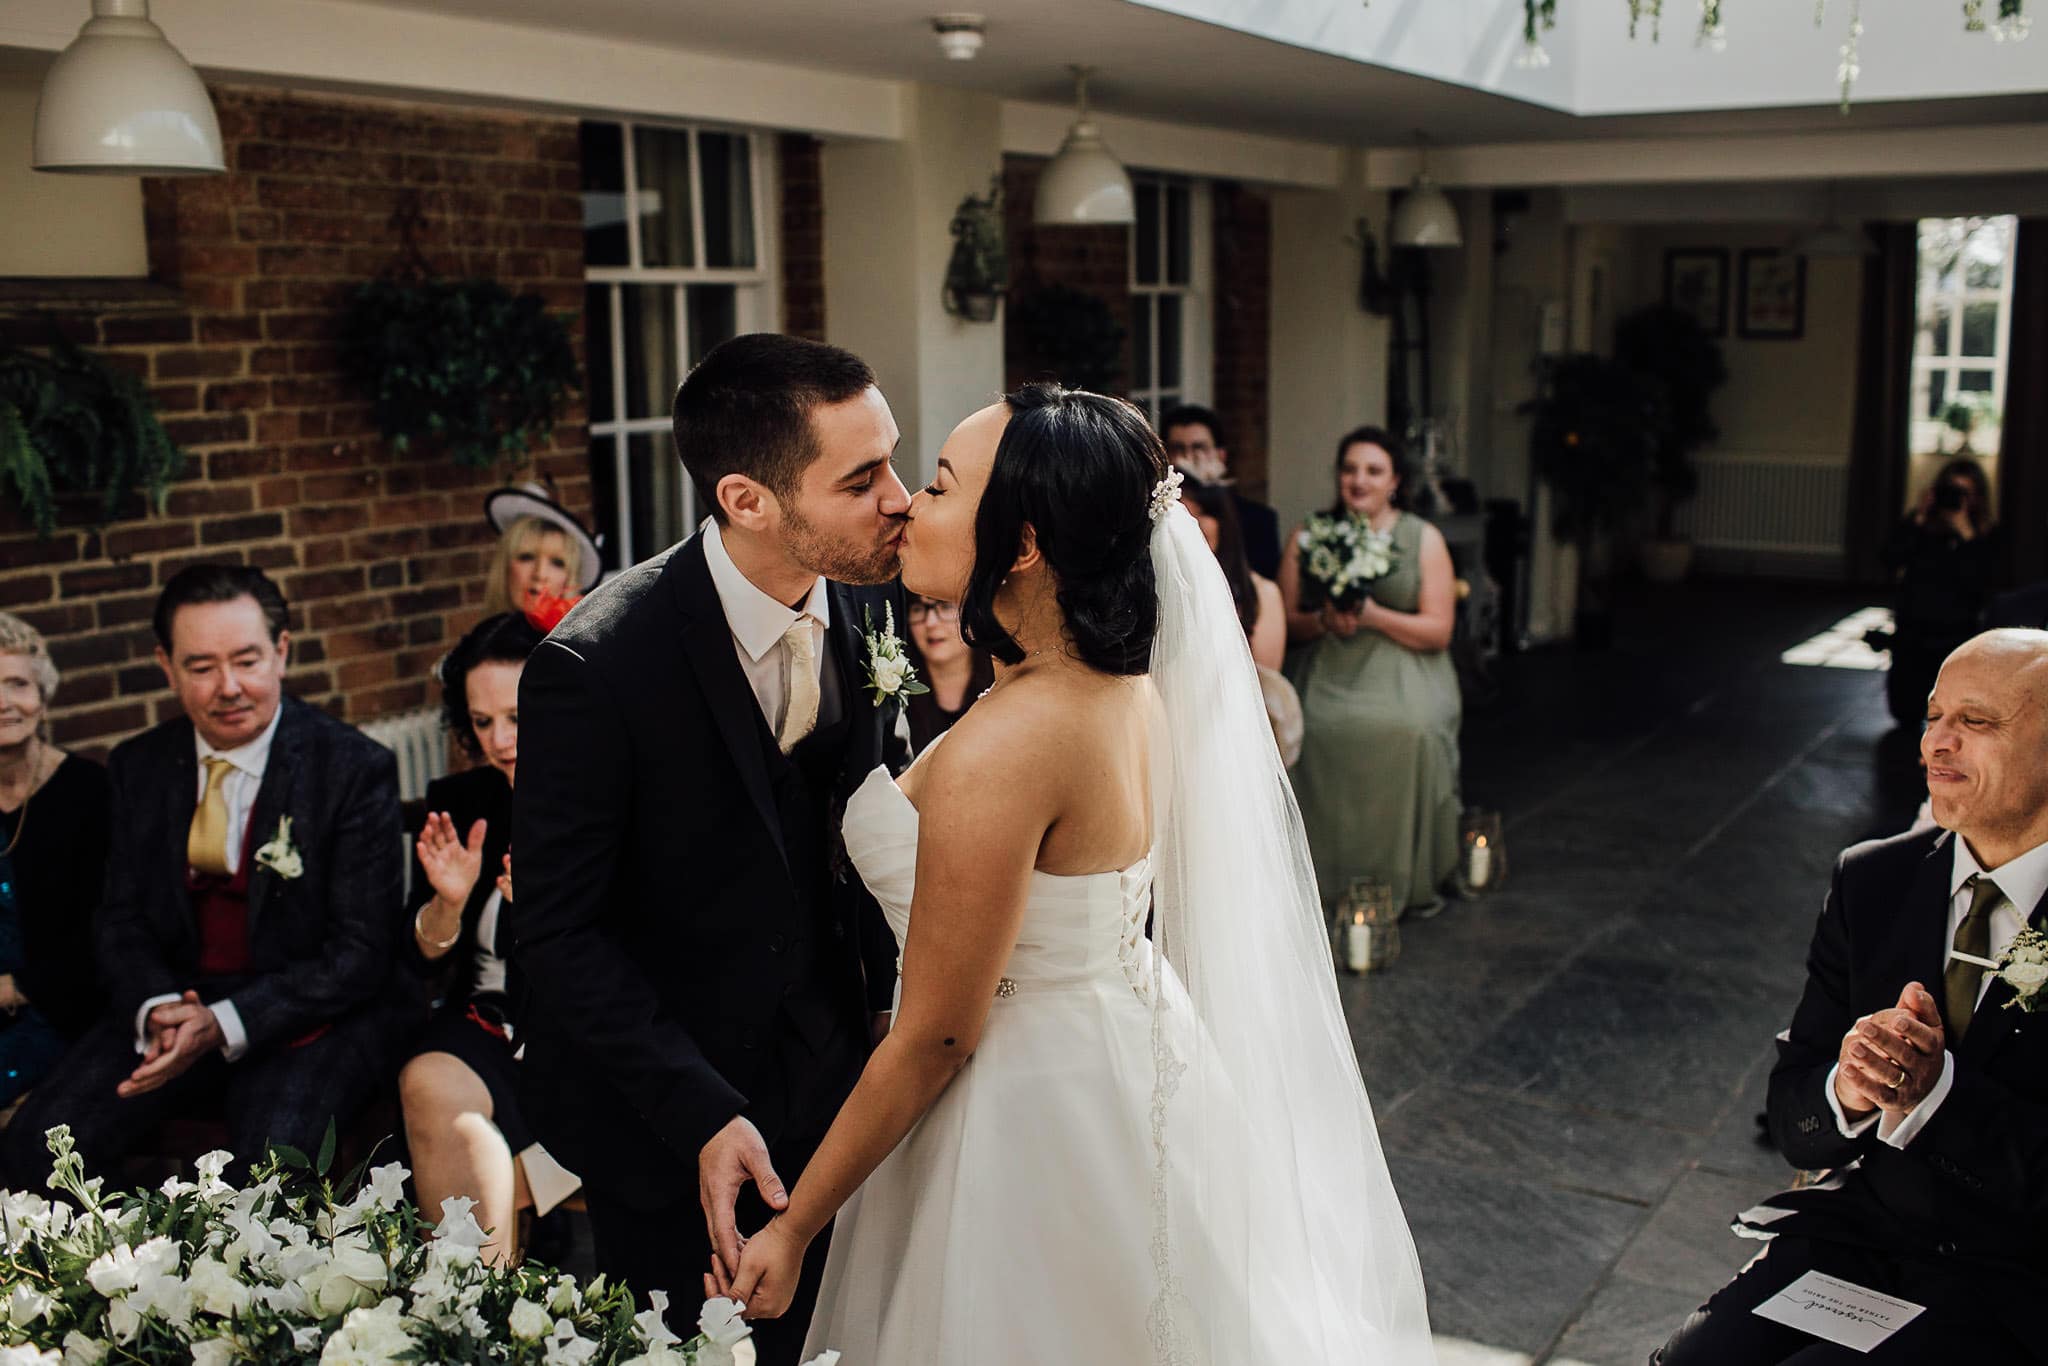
[958,384,1165,676]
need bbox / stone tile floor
[1347,580,1919,1365]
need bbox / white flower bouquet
[1295,513,1399,613]
[0,1127,828,1366]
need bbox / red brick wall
[0,86,589,758]
[1000,155,1131,394]
[1213,182,1272,497]
[780,134,826,342]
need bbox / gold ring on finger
[1895,1069,1907,1089]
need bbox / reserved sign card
[1752,1270,1926,1353]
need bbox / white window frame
[1909,215,2015,460]
[585,121,780,569]
[1128,175,1212,422]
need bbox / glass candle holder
[1458,809,1505,897]
[1332,876,1401,973]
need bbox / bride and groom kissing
[508,334,1437,1365]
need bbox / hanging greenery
[0,334,184,538]
[338,277,580,469]
[1512,0,2027,94]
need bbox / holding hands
[1834,981,1945,1119]
[119,990,224,1098]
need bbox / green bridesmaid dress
[1286,511,1462,912]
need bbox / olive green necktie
[1945,874,2008,1042]
[187,756,234,877]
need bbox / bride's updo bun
[959,383,1166,677]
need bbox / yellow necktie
[778,618,821,753]
[188,756,234,876]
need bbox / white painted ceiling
[346,0,2048,146]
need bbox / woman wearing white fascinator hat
[481,479,603,617]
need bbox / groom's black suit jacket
[511,533,907,1211]
[1760,826,2048,1331]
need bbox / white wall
[822,84,1006,487]
[1264,151,1390,537]
[0,70,145,276]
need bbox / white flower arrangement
[0,1127,834,1366]
[1995,926,2048,1013]
[252,816,304,881]
[1295,513,1399,613]
[860,605,930,708]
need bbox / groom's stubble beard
[778,492,905,587]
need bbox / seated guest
[2,566,405,1186]
[1657,628,2048,1364]
[1160,403,1281,578]
[482,482,602,616]
[1180,476,1286,671]
[900,596,993,756]
[399,612,579,1264]
[0,613,111,1107]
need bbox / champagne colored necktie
[188,755,234,877]
[777,618,821,753]
[1945,874,2007,1042]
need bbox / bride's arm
[727,705,1055,1316]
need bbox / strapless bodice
[842,763,1155,999]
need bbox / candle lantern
[1331,876,1400,973]
[1458,808,1505,897]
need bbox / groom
[511,334,912,1362]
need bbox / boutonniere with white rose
[252,814,303,880]
[861,604,930,708]
[1994,927,2048,1012]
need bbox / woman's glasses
[907,600,959,624]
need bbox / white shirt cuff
[1878,1050,1954,1148]
[1824,1063,1881,1139]
[134,993,183,1053]
[211,1001,248,1062]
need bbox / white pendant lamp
[34,0,225,176]
[1389,134,1461,249]
[1033,67,1134,227]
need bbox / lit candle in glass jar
[1345,909,1371,972]
[1468,835,1492,889]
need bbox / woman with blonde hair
[0,612,111,1105]
[481,482,602,616]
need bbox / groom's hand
[699,1116,787,1277]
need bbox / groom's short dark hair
[671,333,876,524]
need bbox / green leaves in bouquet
[0,333,186,538]
[338,277,581,469]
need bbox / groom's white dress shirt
[702,518,837,733]
[1824,833,2048,1149]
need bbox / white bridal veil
[1144,495,1437,1364]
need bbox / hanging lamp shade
[1390,176,1462,248]
[34,0,225,176]
[1033,67,1134,226]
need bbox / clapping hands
[1834,981,1945,1118]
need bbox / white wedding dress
[802,501,1436,1366]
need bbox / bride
[719,385,1436,1364]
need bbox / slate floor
[1343,579,1922,1366]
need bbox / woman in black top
[398,612,576,1263]
[0,613,110,1107]
[901,595,994,756]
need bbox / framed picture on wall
[1663,248,1729,338]
[1738,249,1806,340]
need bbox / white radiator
[1673,456,1848,557]
[359,705,449,804]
